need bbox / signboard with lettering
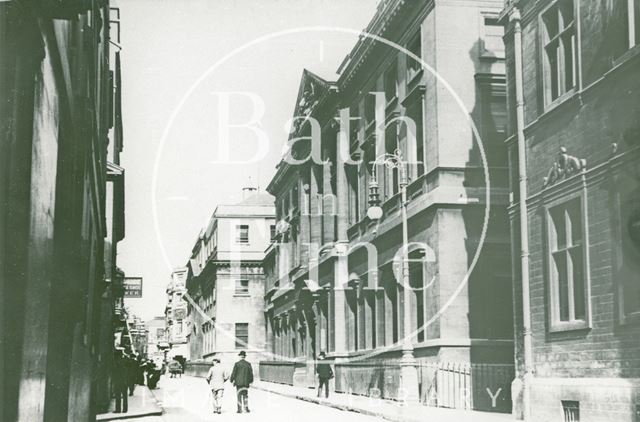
[124,277,143,298]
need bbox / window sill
[542,88,577,115]
[611,43,640,70]
[619,311,640,326]
[234,293,250,298]
[548,320,590,334]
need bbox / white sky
[117,0,379,320]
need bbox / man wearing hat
[229,351,253,413]
[205,357,228,414]
[316,351,333,398]
[113,348,128,413]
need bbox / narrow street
[126,376,383,422]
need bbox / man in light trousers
[206,357,228,414]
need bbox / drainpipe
[511,7,533,421]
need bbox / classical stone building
[261,0,515,413]
[501,0,640,421]
[128,315,149,358]
[1,1,127,420]
[165,267,190,361]
[185,189,275,369]
[146,316,169,360]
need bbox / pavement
[103,375,516,422]
[96,384,163,421]
[106,375,383,421]
[252,380,516,422]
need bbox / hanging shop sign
[124,277,143,298]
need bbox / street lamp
[367,149,420,405]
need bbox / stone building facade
[261,0,515,413]
[185,189,275,369]
[165,267,190,360]
[502,0,640,421]
[146,316,169,359]
[1,1,127,420]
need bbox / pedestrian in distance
[316,351,333,398]
[113,349,128,413]
[229,350,254,413]
[136,355,146,385]
[146,359,161,389]
[206,357,228,414]
[125,354,137,396]
[168,359,183,378]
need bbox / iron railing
[258,360,514,413]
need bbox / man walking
[125,354,137,396]
[316,351,333,398]
[113,349,128,413]
[229,351,253,413]
[206,357,228,414]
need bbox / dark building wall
[504,0,640,420]
[1,3,119,421]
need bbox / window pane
[365,94,375,124]
[551,206,567,250]
[558,0,574,27]
[385,62,397,100]
[563,32,575,90]
[546,43,560,100]
[235,279,249,295]
[235,323,249,349]
[543,7,559,39]
[567,199,582,245]
[612,0,630,57]
[554,252,570,321]
[407,104,424,177]
[570,247,585,320]
[407,33,422,80]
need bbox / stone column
[307,297,320,387]
[281,313,288,359]
[332,120,350,357]
[322,145,336,243]
[273,316,280,358]
[299,173,311,267]
[264,312,273,358]
[318,290,328,352]
[309,163,321,247]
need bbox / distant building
[502,0,640,420]
[146,316,169,359]
[128,315,149,358]
[185,189,275,367]
[166,267,190,360]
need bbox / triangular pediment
[290,69,333,134]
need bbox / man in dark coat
[316,351,333,398]
[113,349,128,413]
[229,351,254,413]
[136,355,146,385]
[125,354,137,396]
